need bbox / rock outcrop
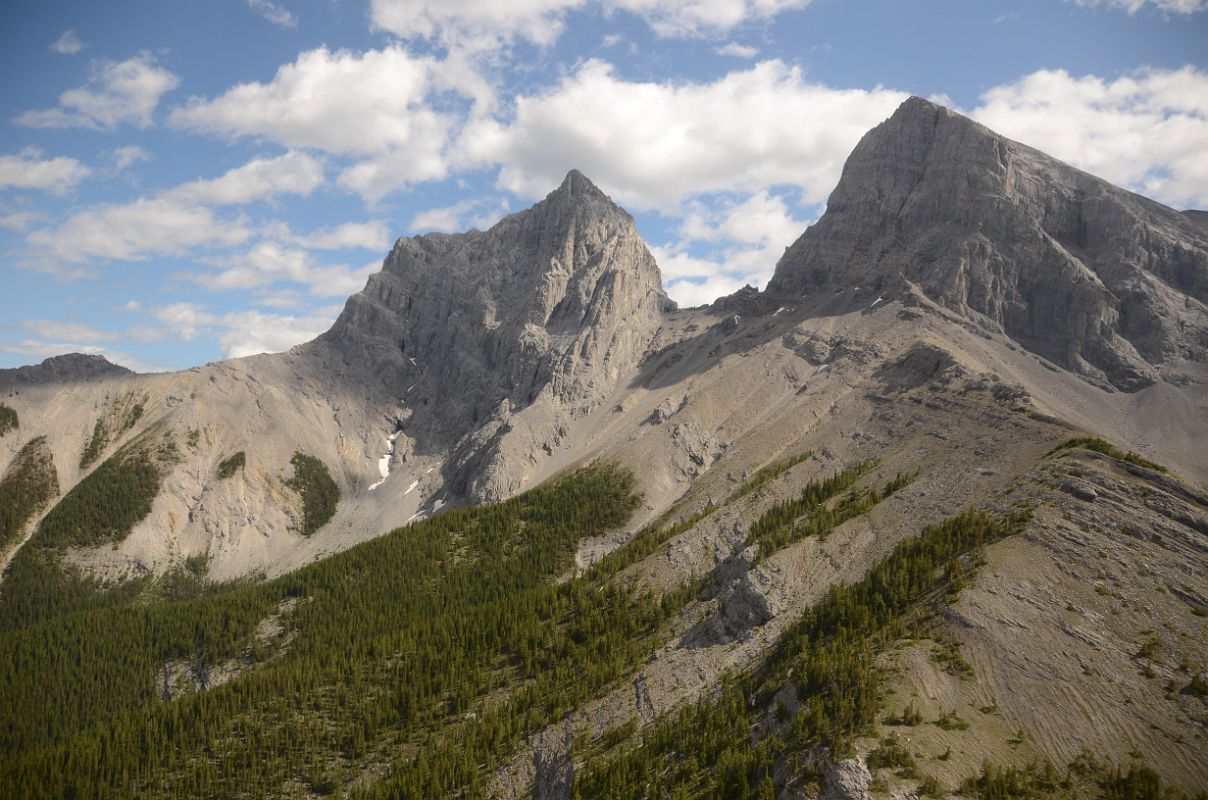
[309,169,672,499]
[0,353,133,386]
[768,96,1208,391]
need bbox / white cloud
[248,0,298,28]
[1071,0,1207,13]
[369,0,582,46]
[15,53,179,130]
[464,59,905,210]
[169,46,481,202]
[151,302,217,341]
[652,189,808,306]
[165,151,325,205]
[109,145,152,173]
[291,220,392,251]
[410,198,508,232]
[217,309,337,358]
[970,66,1208,208]
[50,30,86,55]
[716,42,759,58]
[613,0,810,37]
[0,148,90,194]
[21,319,120,342]
[369,0,809,45]
[196,242,378,297]
[0,211,42,232]
[26,198,251,264]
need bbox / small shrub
[216,451,246,480]
[934,710,970,731]
[1186,673,1208,699]
[885,701,922,727]
[1048,437,1166,473]
[0,403,17,436]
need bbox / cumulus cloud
[970,66,1208,208]
[0,211,42,232]
[217,309,338,358]
[463,59,905,210]
[169,46,484,201]
[146,302,218,341]
[108,144,152,174]
[196,242,378,297]
[50,30,86,55]
[16,53,179,130]
[410,198,509,232]
[20,318,120,342]
[0,148,90,194]
[165,151,325,205]
[290,220,392,251]
[26,198,251,265]
[249,0,298,28]
[655,190,808,306]
[370,0,580,46]
[369,0,810,45]
[1071,0,1208,12]
[716,42,759,58]
[613,0,810,37]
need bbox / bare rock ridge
[767,95,1208,391]
[306,169,673,499]
[0,353,132,386]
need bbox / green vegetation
[37,448,161,550]
[79,392,149,468]
[934,710,970,731]
[215,450,245,479]
[574,508,1029,798]
[285,451,338,535]
[1186,673,1208,699]
[80,416,109,468]
[0,402,16,436]
[1049,437,1167,473]
[725,450,814,504]
[867,733,917,775]
[746,462,914,560]
[0,430,179,630]
[885,701,923,727]
[0,465,725,798]
[0,437,59,553]
[959,757,1202,800]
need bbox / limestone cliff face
[311,170,672,499]
[767,96,1208,391]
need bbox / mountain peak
[767,99,1208,391]
[549,168,618,210]
[0,353,133,387]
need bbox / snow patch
[368,430,403,492]
[404,480,419,495]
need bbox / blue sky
[1,0,1206,372]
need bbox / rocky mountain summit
[768,96,1208,391]
[306,169,672,500]
[0,353,132,386]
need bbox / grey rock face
[309,170,672,500]
[0,353,133,386]
[768,97,1208,391]
[820,759,873,800]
